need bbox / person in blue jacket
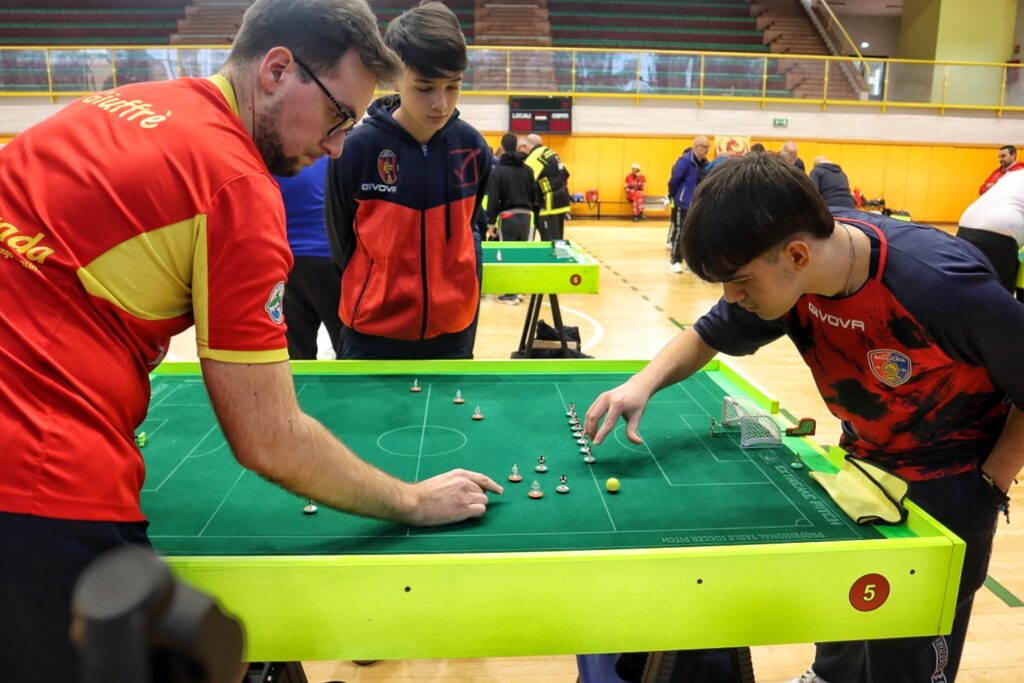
[274,155,343,359]
[666,135,709,273]
[324,1,491,359]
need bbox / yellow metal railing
[0,44,1021,115]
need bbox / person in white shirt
[958,170,1024,300]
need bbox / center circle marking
[377,425,468,457]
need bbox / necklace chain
[842,224,856,297]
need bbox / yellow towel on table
[810,456,909,525]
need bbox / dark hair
[227,0,401,84]
[500,133,518,154]
[749,143,766,153]
[682,153,834,281]
[1000,144,1017,156]
[385,1,467,78]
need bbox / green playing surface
[482,242,581,264]
[141,369,884,556]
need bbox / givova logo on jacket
[377,149,398,185]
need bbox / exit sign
[772,118,788,128]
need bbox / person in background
[0,1,503,680]
[324,1,491,360]
[979,144,1023,195]
[523,132,572,241]
[624,162,646,222]
[274,155,343,359]
[809,156,856,209]
[485,132,538,303]
[667,135,709,273]
[781,140,806,172]
[958,169,1024,300]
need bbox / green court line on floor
[780,408,799,425]
[630,285,638,290]
[669,317,686,330]
[654,305,663,312]
[641,294,650,301]
[985,576,1024,607]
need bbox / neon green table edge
[151,359,964,662]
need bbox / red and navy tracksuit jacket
[325,95,491,357]
[695,209,1024,481]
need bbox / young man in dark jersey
[585,152,1024,683]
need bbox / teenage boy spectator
[585,153,1023,683]
[979,144,1024,194]
[667,135,709,273]
[0,1,503,680]
[275,155,343,358]
[523,132,571,240]
[959,169,1024,299]
[624,162,646,221]
[809,155,856,209]
[325,2,492,359]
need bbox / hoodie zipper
[419,143,430,340]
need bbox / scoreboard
[509,96,572,134]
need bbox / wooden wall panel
[482,132,1000,222]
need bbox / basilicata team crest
[867,349,912,387]
[377,149,398,184]
[265,281,285,325]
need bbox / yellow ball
[605,477,621,493]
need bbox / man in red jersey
[979,144,1023,194]
[0,1,501,680]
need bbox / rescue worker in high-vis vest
[523,133,571,241]
[624,162,646,221]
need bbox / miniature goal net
[720,396,783,449]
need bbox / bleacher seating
[0,0,855,102]
[549,1,768,53]
[369,0,475,44]
[0,1,186,46]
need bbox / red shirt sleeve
[195,174,293,362]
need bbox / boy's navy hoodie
[325,95,491,357]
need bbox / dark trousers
[956,227,1021,300]
[810,469,1000,683]
[537,212,566,241]
[283,255,343,360]
[0,511,151,683]
[498,212,531,242]
[670,205,688,264]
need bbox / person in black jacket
[324,2,491,359]
[485,132,539,303]
[809,156,856,209]
[485,133,538,242]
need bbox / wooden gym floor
[170,219,1022,683]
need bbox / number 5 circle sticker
[849,573,891,612]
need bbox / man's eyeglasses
[293,56,357,139]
